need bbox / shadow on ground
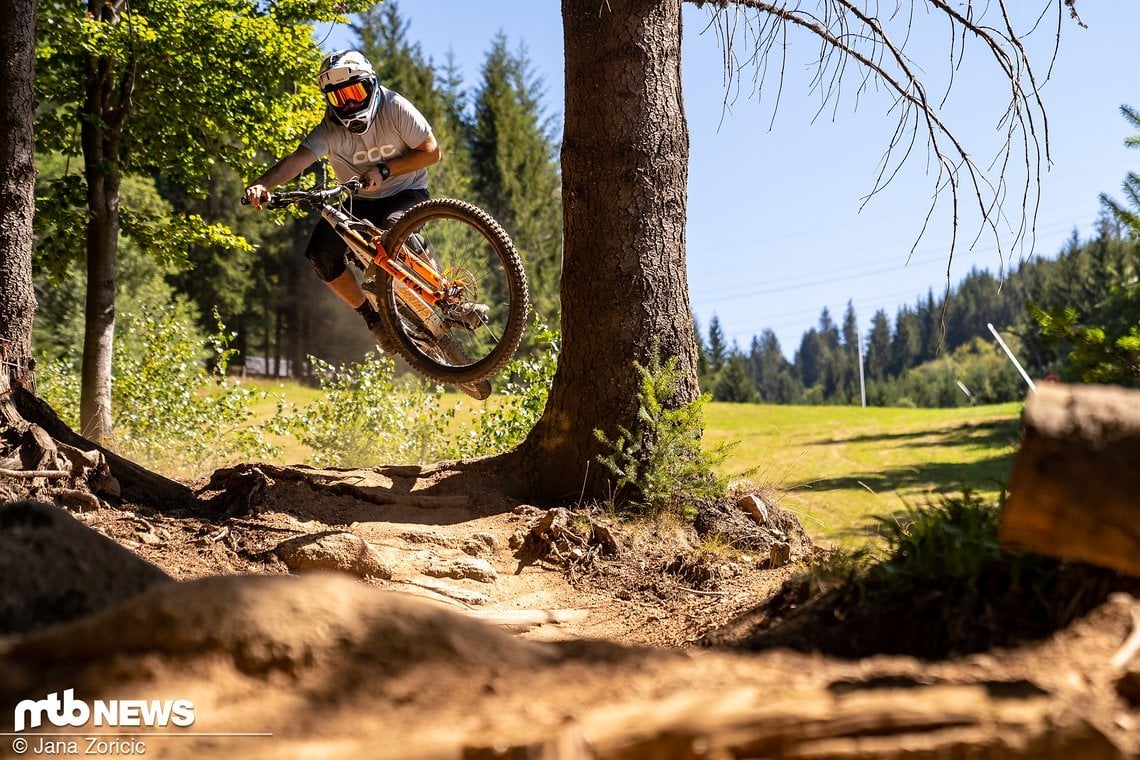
[805,418,1021,451]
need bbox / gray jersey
[301,86,432,199]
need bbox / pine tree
[352,2,472,199]
[707,315,728,372]
[841,300,859,349]
[945,267,1004,350]
[918,289,943,362]
[1101,104,1140,237]
[749,329,799,403]
[713,354,760,403]
[795,328,826,389]
[891,307,923,376]
[469,34,563,323]
[838,300,860,402]
[865,309,892,381]
[818,307,840,351]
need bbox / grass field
[704,401,1023,545]
[236,378,1023,546]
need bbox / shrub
[868,490,1006,585]
[595,347,732,520]
[279,351,459,468]
[449,318,558,459]
[36,305,279,475]
[1031,300,1140,386]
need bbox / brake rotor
[441,266,478,304]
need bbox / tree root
[10,387,193,510]
[513,507,621,573]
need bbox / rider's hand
[361,165,384,193]
[244,184,269,209]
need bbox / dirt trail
[70,461,801,647]
[1,462,1138,758]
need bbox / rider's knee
[305,246,346,282]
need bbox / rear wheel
[376,198,529,386]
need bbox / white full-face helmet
[318,50,379,134]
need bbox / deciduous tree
[35,0,370,440]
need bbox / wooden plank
[1000,383,1140,578]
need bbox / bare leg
[325,270,366,310]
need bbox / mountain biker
[243,49,439,351]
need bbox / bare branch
[685,0,1076,281]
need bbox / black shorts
[305,188,429,281]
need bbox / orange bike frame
[320,205,445,306]
[371,237,444,303]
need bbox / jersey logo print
[353,145,398,164]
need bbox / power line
[687,217,1078,303]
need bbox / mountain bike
[242,179,529,399]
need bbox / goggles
[325,81,369,110]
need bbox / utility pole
[858,324,867,408]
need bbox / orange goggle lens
[325,82,368,109]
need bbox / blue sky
[322,2,1139,358]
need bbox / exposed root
[512,507,621,574]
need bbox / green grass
[235,378,491,465]
[234,378,1022,547]
[233,378,325,465]
[702,401,1022,546]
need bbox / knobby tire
[376,198,529,386]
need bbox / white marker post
[988,323,1038,396]
[858,329,867,408]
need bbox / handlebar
[241,178,364,209]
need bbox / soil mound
[0,466,1136,757]
[1,571,1133,758]
[0,500,171,635]
[706,556,1139,661]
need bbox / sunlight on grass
[237,378,1021,548]
[236,378,322,465]
[239,378,494,466]
[702,402,1023,546]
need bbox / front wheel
[375,198,530,386]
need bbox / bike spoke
[378,198,529,385]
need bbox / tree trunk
[507,0,696,501]
[1000,383,1140,578]
[0,0,38,408]
[289,216,309,380]
[0,0,192,510]
[78,45,122,443]
[274,306,283,377]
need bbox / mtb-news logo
[14,689,195,732]
[9,690,194,756]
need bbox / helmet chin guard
[318,50,379,133]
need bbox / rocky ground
[0,458,1138,759]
